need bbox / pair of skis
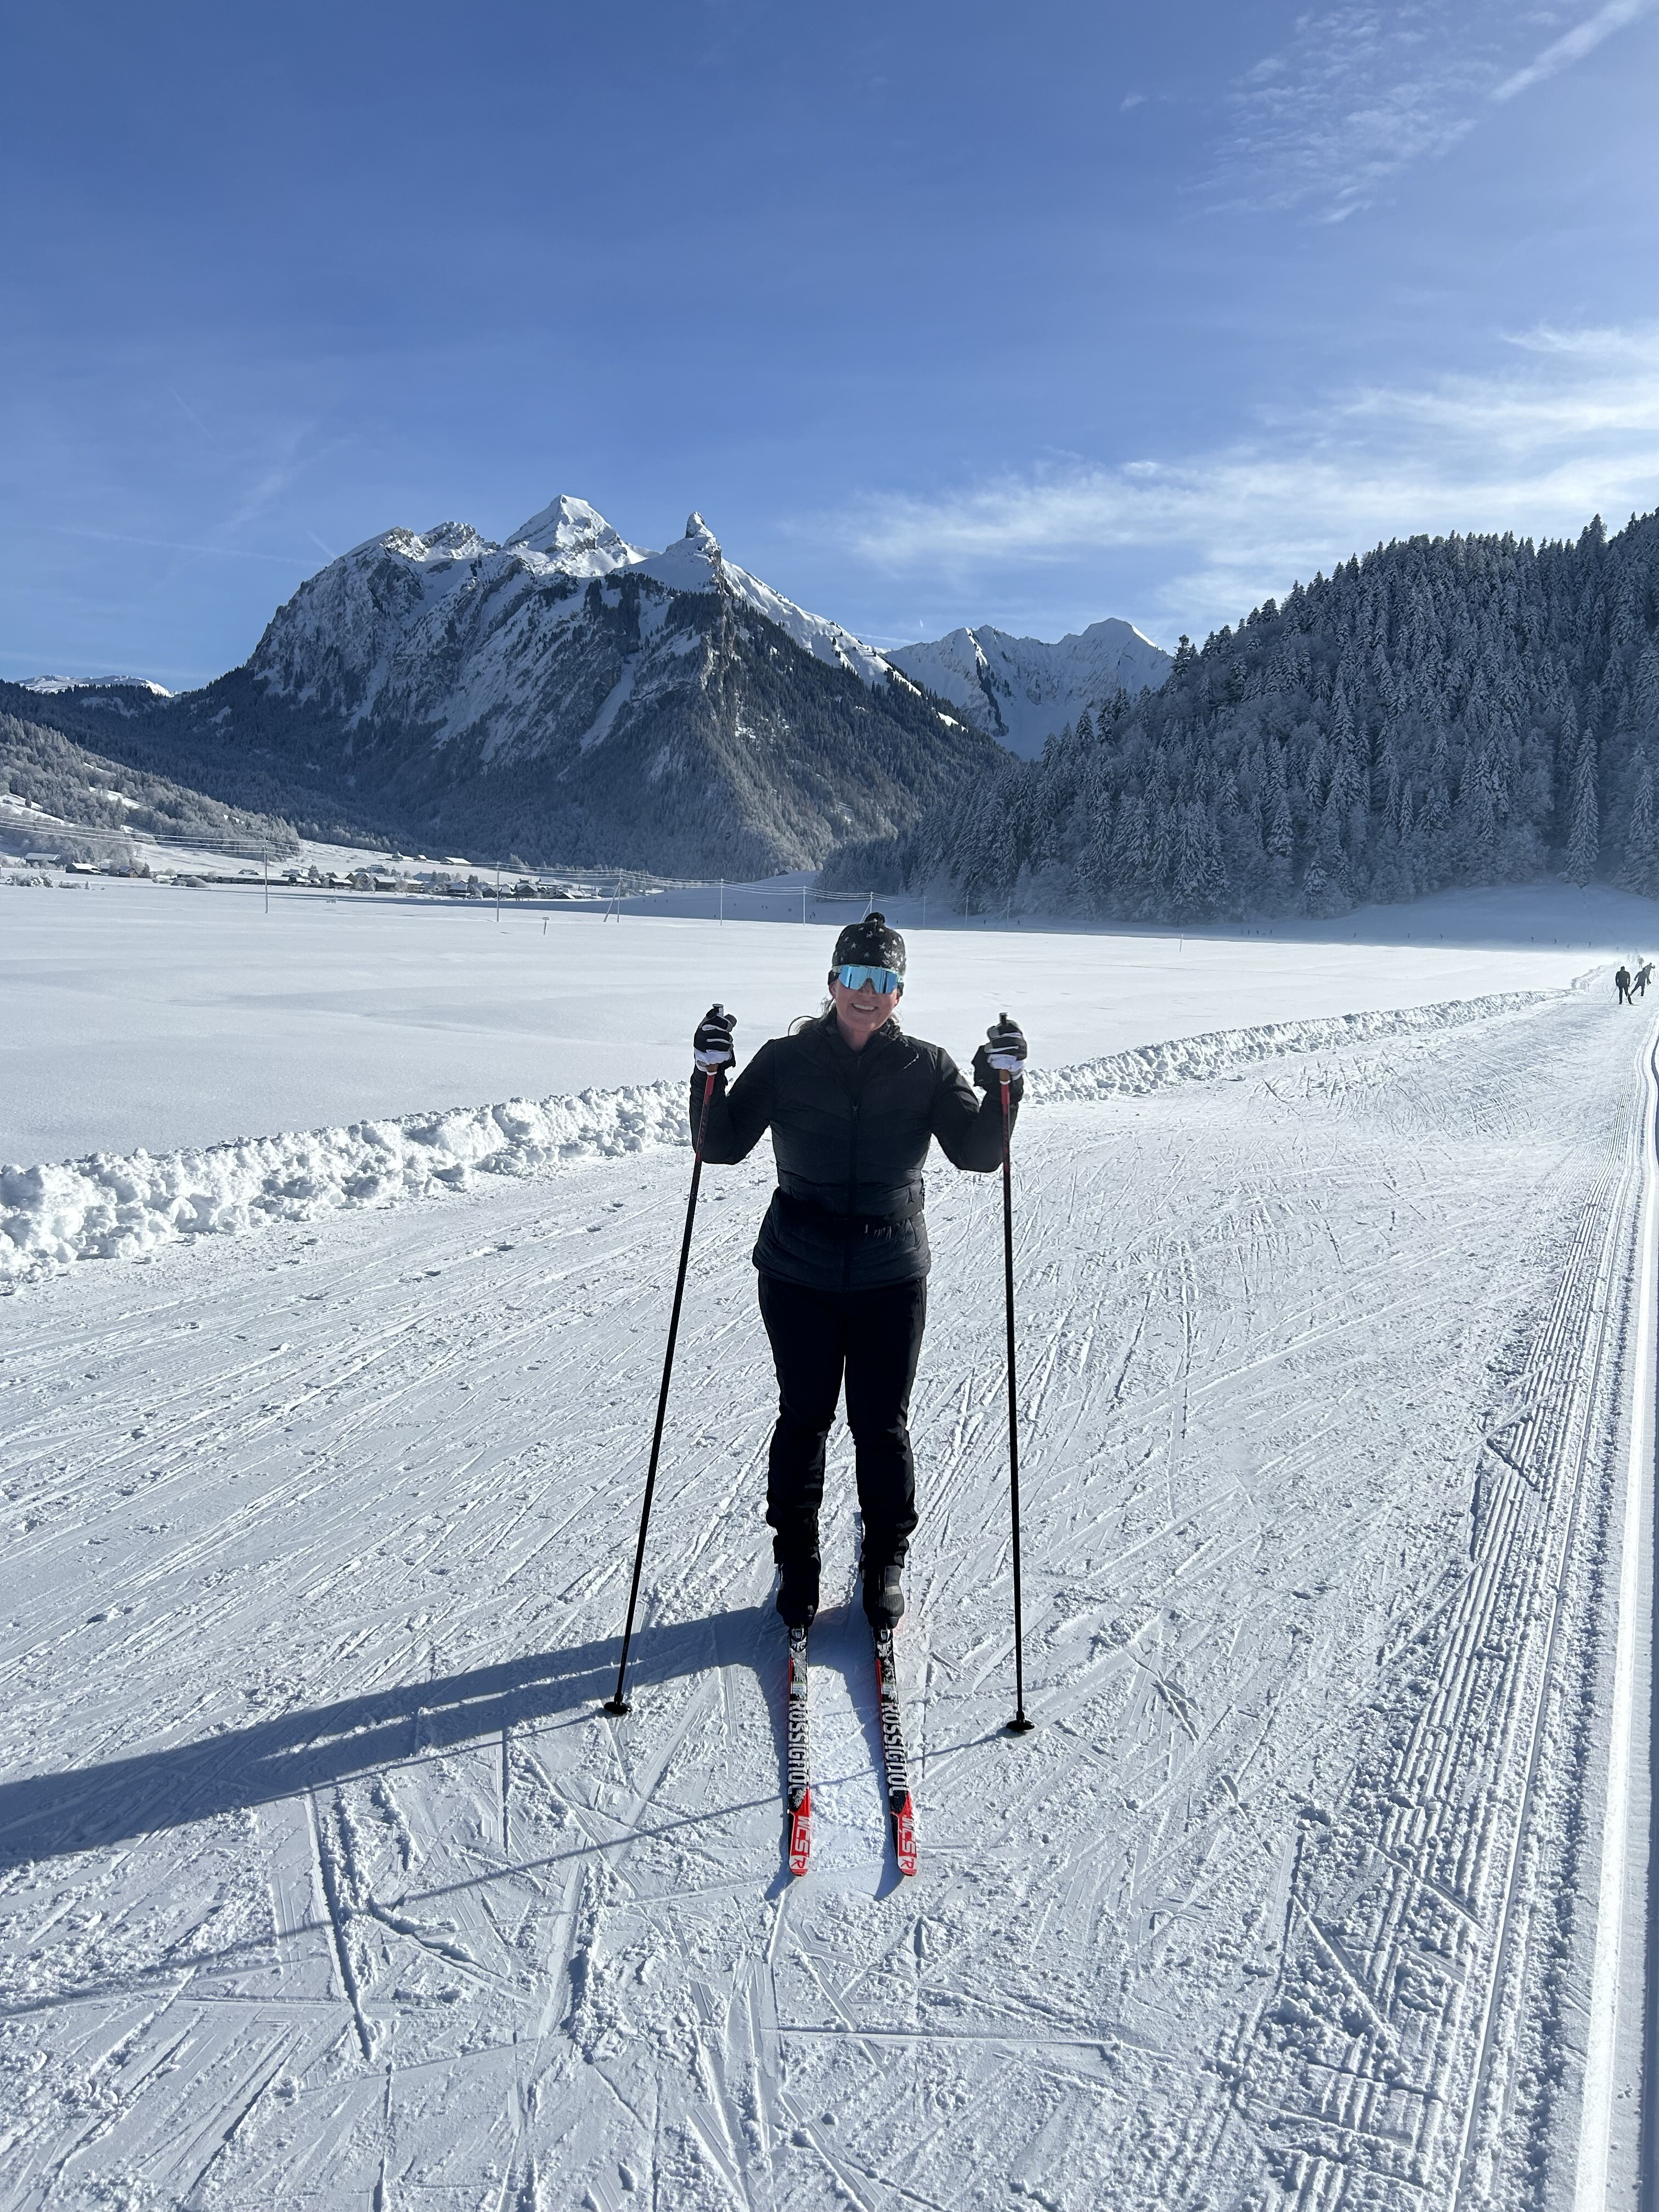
[786,1624,916,1878]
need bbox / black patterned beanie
[830,911,906,987]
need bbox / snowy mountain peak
[19,673,173,698]
[357,523,490,566]
[505,495,644,577]
[249,489,1165,792]
[636,511,724,593]
[887,617,1170,758]
[418,521,492,561]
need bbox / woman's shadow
[0,1604,795,1875]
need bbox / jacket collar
[805,1010,915,1085]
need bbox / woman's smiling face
[830,972,901,1051]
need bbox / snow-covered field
[3,895,1658,2208]
[4,875,1656,1164]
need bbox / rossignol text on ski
[874,1627,917,1876]
[786,1626,811,1875]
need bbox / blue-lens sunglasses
[837,963,902,995]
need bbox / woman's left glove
[694,1005,736,1070]
[972,1012,1027,1088]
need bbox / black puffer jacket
[692,1012,1019,1291]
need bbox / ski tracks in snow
[0,994,1653,2208]
[1218,1014,1658,2208]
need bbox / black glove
[972,1012,1027,1090]
[693,1004,736,1070]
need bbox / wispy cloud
[168,387,220,447]
[1492,0,1656,99]
[1214,5,1487,221]
[1214,1,1657,219]
[826,325,1659,641]
[51,527,302,565]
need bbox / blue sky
[3,0,1657,687]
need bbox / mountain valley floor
[3,873,1657,1164]
[2,894,1658,2208]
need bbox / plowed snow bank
[1026,988,1549,1102]
[1,990,1553,1287]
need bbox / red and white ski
[786,1626,811,1876]
[873,1628,917,1876]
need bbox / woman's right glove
[693,1005,736,1070]
[972,1012,1027,1088]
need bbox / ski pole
[604,1038,721,1717]
[998,1020,1034,1735]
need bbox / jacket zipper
[845,1058,864,1292]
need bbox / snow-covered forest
[826,511,1659,922]
[0,711,298,862]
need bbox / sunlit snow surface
[3,875,1652,1165]
[1,884,1656,2207]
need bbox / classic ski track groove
[2,991,1652,2208]
[1211,1017,1657,2211]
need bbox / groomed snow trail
[1573,1029,1658,2209]
[0,992,1651,2209]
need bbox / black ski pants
[757,1272,926,1574]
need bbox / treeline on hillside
[0,712,300,856]
[823,511,1659,921]
[0,680,397,851]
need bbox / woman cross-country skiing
[689,912,1026,1635]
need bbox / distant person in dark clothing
[690,913,1024,1632]
[1637,962,1653,997]
[1616,966,1633,1004]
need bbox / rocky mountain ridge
[18,494,1169,875]
[247,499,906,762]
[885,618,1169,757]
[13,500,1007,874]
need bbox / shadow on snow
[0,1603,837,1873]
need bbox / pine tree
[1621,752,1659,894]
[1565,724,1600,884]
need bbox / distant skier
[1616,965,1633,1005]
[690,913,1025,1632]
[1637,962,1653,997]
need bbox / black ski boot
[862,1560,905,1631]
[776,1554,820,1632]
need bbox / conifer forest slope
[871,510,1659,926]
